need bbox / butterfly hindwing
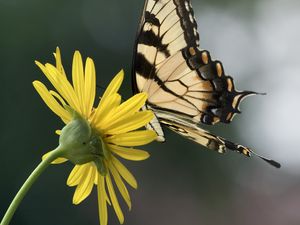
[152,108,280,168]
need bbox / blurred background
[0,0,300,224]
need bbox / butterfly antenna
[222,139,281,168]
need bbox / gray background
[1,0,299,224]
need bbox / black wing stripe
[147,0,199,47]
[135,53,155,79]
[173,0,199,47]
[133,0,281,168]
[134,0,255,125]
[137,50,220,118]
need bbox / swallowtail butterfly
[132,0,280,168]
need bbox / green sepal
[94,158,107,176]
[58,106,107,166]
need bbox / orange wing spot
[201,52,209,64]
[189,47,196,56]
[216,63,223,77]
[227,78,233,92]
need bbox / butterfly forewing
[133,0,253,126]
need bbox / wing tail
[221,138,281,168]
[155,108,280,168]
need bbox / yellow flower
[33,47,156,225]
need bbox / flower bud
[59,106,107,174]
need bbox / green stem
[0,147,64,225]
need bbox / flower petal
[92,93,121,129]
[94,172,98,185]
[104,111,154,135]
[111,156,137,189]
[49,90,67,106]
[33,81,71,123]
[101,93,147,127]
[73,164,96,204]
[106,130,157,147]
[36,62,81,113]
[106,172,124,224]
[99,70,124,108]
[109,145,150,161]
[72,51,85,115]
[84,58,96,117]
[97,175,108,225]
[42,150,68,164]
[53,47,66,77]
[95,173,111,205]
[108,162,131,209]
[67,164,87,187]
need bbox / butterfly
[132,0,280,168]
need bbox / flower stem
[0,147,64,225]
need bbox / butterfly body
[132,0,280,168]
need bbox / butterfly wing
[132,0,280,167]
[133,0,256,126]
[152,107,280,168]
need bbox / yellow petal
[109,145,150,161]
[106,172,124,224]
[108,162,131,209]
[33,81,71,123]
[73,164,96,204]
[104,111,154,134]
[67,164,87,187]
[54,47,66,77]
[92,93,121,128]
[101,93,147,127]
[95,172,111,205]
[49,90,67,106]
[72,51,85,115]
[106,130,157,147]
[97,175,108,225]
[42,150,68,164]
[99,70,124,108]
[45,66,79,112]
[84,58,96,117]
[41,62,80,110]
[94,172,98,185]
[111,156,137,189]
[36,62,81,113]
